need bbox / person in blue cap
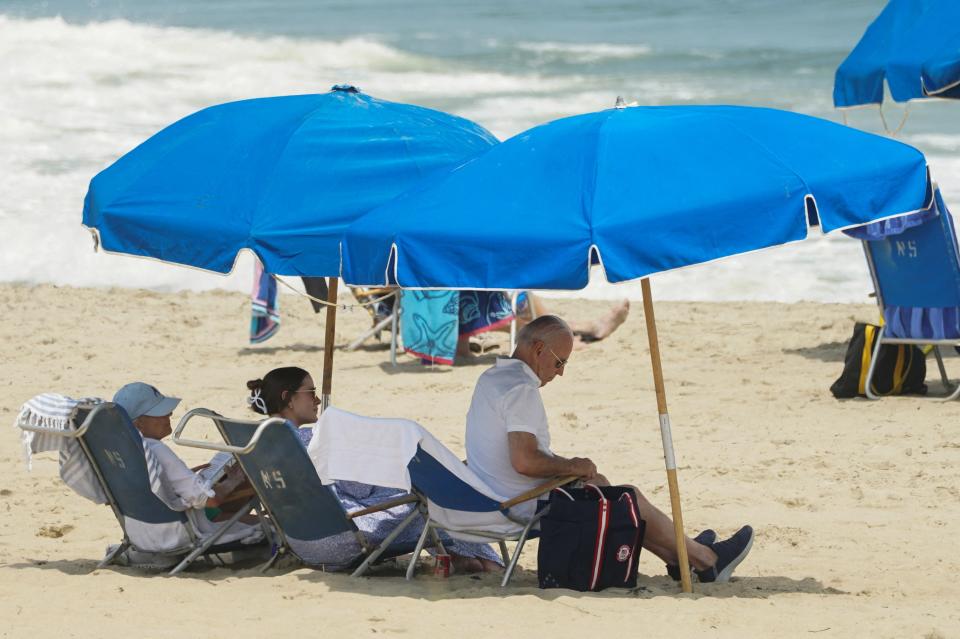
[113,382,250,517]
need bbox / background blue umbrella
[342,104,932,592]
[83,85,497,403]
[834,0,960,108]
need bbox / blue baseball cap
[113,382,181,420]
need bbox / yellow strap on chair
[859,324,876,396]
[892,346,906,395]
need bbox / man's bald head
[513,315,574,387]
[516,315,573,348]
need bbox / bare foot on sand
[573,299,630,342]
[596,299,630,339]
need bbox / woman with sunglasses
[246,366,502,573]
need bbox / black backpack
[830,322,927,398]
[537,485,645,591]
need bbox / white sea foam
[0,16,579,293]
[515,41,652,63]
[2,15,958,303]
[461,80,721,139]
[546,235,873,304]
[906,133,960,153]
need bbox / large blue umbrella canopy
[82,85,497,276]
[834,0,960,107]
[342,105,931,290]
[341,102,932,594]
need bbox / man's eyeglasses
[547,347,568,369]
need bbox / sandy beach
[1,282,958,638]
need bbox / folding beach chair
[173,409,424,575]
[862,188,960,399]
[345,287,401,364]
[401,444,572,587]
[309,407,572,586]
[16,402,264,575]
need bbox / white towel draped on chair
[308,407,525,539]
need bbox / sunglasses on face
[291,387,319,400]
[547,346,568,369]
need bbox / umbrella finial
[615,96,626,109]
[331,84,361,94]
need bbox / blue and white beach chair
[403,444,572,586]
[174,409,424,575]
[860,188,960,399]
[309,407,574,586]
[17,402,265,575]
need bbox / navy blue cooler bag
[537,485,645,591]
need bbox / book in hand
[197,452,237,485]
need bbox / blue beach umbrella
[82,85,497,277]
[82,84,497,402]
[343,105,930,290]
[834,0,960,108]
[342,104,932,592]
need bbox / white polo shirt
[465,358,553,516]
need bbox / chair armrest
[345,493,420,520]
[499,475,578,510]
[173,408,287,455]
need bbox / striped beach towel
[17,393,107,503]
[15,393,174,509]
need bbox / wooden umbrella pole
[320,277,339,412]
[640,277,692,594]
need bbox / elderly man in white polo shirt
[464,315,754,583]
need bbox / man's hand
[567,457,597,480]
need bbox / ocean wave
[460,79,722,138]
[515,41,652,63]
[907,134,960,153]
[3,13,957,301]
[0,14,421,70]
[0,15,585,294]
[546,235,874,304]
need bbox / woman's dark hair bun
[247,368,308,415]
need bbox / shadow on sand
[237,342,328,356]
[291,562,844,601]
[8,549,269,581]
[12,555,842,601]
[375,352,500,375]
[782,340,849,363]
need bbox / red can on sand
[434,553,451,578]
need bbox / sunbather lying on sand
[455,292,630,360]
